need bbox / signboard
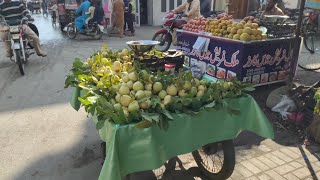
[177,30,300,86]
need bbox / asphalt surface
[0,14,320,180]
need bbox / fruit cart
[65,42,274,180]
[177,29,301,86]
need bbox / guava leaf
[135,120,152,129]
[161,109,174,120]
[141,112,160,122]
[118,107,128,123]
[243,86,255,92]
[204,101,216,108]
[73,58,83,69]
[78,97,91,106]
[96,119,106,130]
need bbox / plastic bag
[271,95,297,120]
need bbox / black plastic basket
[135,55,184,72]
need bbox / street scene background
[1,14,320,180]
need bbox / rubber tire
[303,31,316,54]
[299,31,320,71]
[66,24,77,39]
[152,31,172,52]
[60,22,66,32]
[95,26,103,40]
[192,140,235,180]
[15,49,25,76]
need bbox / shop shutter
[161,0,167,12]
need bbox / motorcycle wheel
[192,140,235,180]
[95,26,103,40]
[67,23,77,39]
[14,49,25,76]
[152,31,172,52]
[60,22,66,32]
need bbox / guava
[121,48,129,56]
[112,61,122,72]
[119,85,130,95]
[145,84,152,91]
[123,109,129,117]
[122,56,130,61]
[114,103,121,111]
[190,87,198,97]
[115,94,121,103]
[148,75,155,83]
[197,90,205,97]
[135,90,146,100]
[128,72,138,82]
[223,82,233,90]
[128,100,140,112]
[130,90,136,97]
[126,81,134,89]
[140,99,151,109]
[183,81,192,91]
[153,82,163,93]
[198,85,206,92]
[144,90,152,97]
[140,70,149,81]
[133,81,144,91]
[194,78,200,87]
[166,85,178,96]
[160,103,165,109]
[158,90,167,99]
[120,95,132,107]
[164,95,172,105]
[178,90,187,97]
[110,99,117,105]
[122,75,130,83]
[200,79,208,86]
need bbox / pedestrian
[112,0,124,38]
[93,0,105,24]
[123,0,128,31]
[125,0,135,36]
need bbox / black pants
[124,13,134,33]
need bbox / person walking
[112,0,124,37]
[125,0,135,36]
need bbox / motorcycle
[66,13,103,40]
[152,12,187,52]
[0,16,35,75]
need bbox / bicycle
[299,9,320,71]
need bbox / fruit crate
[134,53,184,72]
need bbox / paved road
[0,14,320,180]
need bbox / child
[85,1,95,28]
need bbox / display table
[177,30,302,86]
[71,88,274,180]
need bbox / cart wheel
[192,140,235,180]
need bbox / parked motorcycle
[0,16,35,75]
[152,12,187,52]
[66,13,103,39]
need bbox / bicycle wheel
[299,32,320,71]
[192,140,235,180]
